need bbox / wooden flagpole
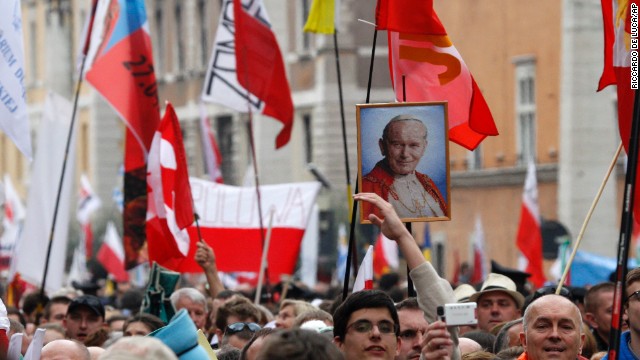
[400,74,416,297]
[555,143,623,290]
[608,89,640,360]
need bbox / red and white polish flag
[353,245,374,292]
[97,222,129,282]
[516,162,546,287]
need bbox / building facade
[0,0,623,284]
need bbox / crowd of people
[0,193,634,359]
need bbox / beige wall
[437,0,562,170]
[423,0,564,276]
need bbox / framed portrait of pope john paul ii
[357,102,451,223]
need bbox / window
[29,20,37,85]
[467,145,482,170]
[297,0,312,52]
[175,3,185,72]
[154,5,165,75]
[303,113,312,163]
[217,115,234,180]
[515,57,536,165]
[198,0,209,67]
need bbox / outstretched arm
[195,240,225,298]
[353,192,426,270]
[354,192,460,360]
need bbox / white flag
[12,92,76,292]
[0,0,31,159]
[201,0,270,112]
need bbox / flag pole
[40,0,99,297]
[608,89,640,360]
[255,209,275,304]
[556,143,623,291]
[236,43,272,304]
[333,30,354,217]
[400,73,417,297]
[343,28,378,300]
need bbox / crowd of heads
[2,256,640,360]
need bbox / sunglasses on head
[225,322,261,335]
[532,285,573,302]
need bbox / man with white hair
[170,288,208,331]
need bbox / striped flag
[373,233,399,278]
[97,222,129,282]
[353,245,374,292]
[516,162,546,287]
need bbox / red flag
[599,0,639,214]
[386,9,498,150]
[146,102,195,265]
[373,233,398,278]
[154,178,320,283]
[233,0,294,149]
[375,0,436,35]
[354,245,374,292]
[97,222,129,283]
[84,0,160,152]
[84,0,160,269]
[516,162,546,288]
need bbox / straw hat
[453,284,477,303]
[468,273,525,309]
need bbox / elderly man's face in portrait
[379,120,427,176]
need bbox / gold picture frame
[357,101,451,223]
